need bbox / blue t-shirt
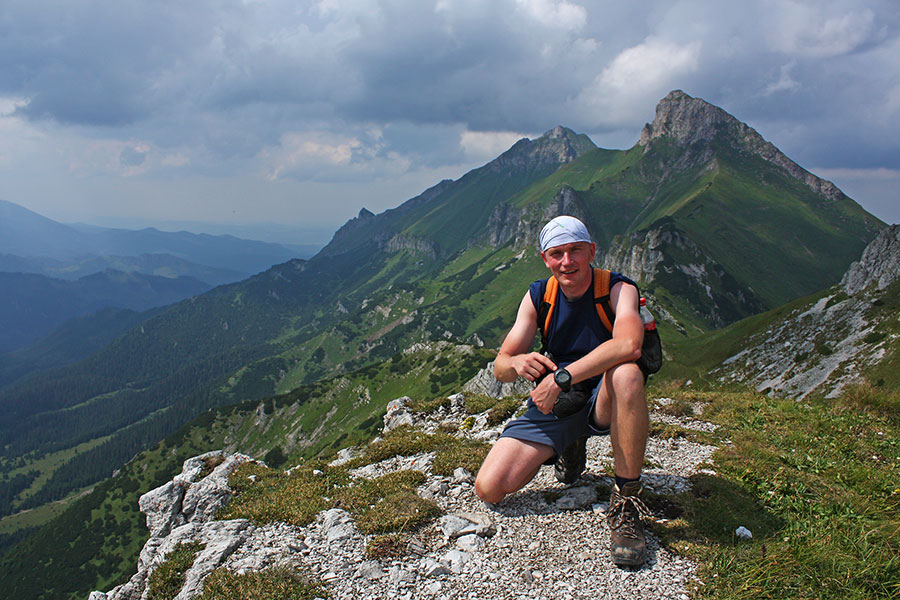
[528,270,638,385]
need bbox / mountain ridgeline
[0,91,887,598]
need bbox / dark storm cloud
[1,0,899,224]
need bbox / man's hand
[530,373,560,414]
[510,352,556,382]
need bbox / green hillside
[0,93,888,597]
[0,343,493,599]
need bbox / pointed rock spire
[639,90,849,202]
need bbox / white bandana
[539,216,592,252]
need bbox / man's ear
[540,250,551,269]
[589,242,596,261]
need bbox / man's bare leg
[475,437,556,504]
[593,361,650,566]
[592,362,648,478]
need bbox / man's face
[541,241,596,289]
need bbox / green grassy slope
[0,343,493,599]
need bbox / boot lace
[608,494,653,539]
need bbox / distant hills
[0,270,209,354]
[0,90,890,599]
[0,199,307,283]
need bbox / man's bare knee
[474,475,507,504]
[474,437,553,504]
[609,363,645,398]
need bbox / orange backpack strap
[537,275,559,352]
[593,268,616,333]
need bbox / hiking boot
[607,480,651,567]
[554,435,587,484]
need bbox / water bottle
[639,297,656,331]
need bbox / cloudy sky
[1,0,898,244]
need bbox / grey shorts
[499,378,610,464]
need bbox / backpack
[536,268,663,375]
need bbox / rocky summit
[90,368,725,600]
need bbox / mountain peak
[638,90,741,147]
[639,90,851,202]
[491,125,595,172]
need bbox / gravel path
[292,397,719,600]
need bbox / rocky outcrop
[640,90,848,202]
[480,184,591,253]
[91,382,722,600]
[93,452,261,600]
[461,361,532,399]
[603,226,670,285]
[841,225,900,295]
[605,222,765,329]
[713,227,899,398]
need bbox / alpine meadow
[1,91,897,600]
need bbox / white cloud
[572,36,702,126]
[260,129,412,182]
[766,4,877,58]
[763,61,802,96]
[2,0,900,228]
[602,37,702,91]
[460,130,530,162]
[514,0,587,31]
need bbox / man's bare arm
[565,280,643,384]
[494,292,556,383]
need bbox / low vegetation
[197,566,327,600]
[147,541,204,600]
[652,384,900,599]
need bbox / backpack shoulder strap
[593,268,615,333]
[537,276,558,351]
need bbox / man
[474,215,651,567]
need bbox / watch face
[555,369,571,388]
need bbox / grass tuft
[218,462,349,527]
[335,470,439,534]
[343,425,491,476]
[657,397,696,418]
[197,566,327,600]
[147,541,204,600]
[406,396,451,414]
[365,533,408,559]
[198,454,226,479]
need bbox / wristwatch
[553,368,572,392]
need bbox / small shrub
[197,566,326,600]
[406,396,451,414]
[486,397,524,426]
[816,342,834,356]
[825,292,848,309]
[365,534,408,559]
[263,447,287,469]
[463,393,497,415]
[219,462,348,527]
[863,331,886,344]
[147,542,204,600]
[198,454,226,479]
